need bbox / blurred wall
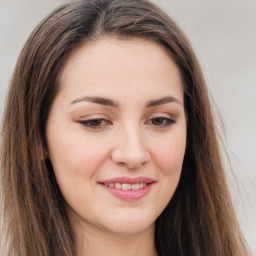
[0,0,255,252]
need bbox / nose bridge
[122,123,144,152]
[111,121,150,168]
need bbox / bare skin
[46,38,186,256]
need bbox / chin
[101,211,156,235]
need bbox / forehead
[57,37,184,105]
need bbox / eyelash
[78,116,176,129]
[78,118,111,128]
[146,116,176,127]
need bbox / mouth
[103,182,148,190]
[99,177,155,200]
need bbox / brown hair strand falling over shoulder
[0,0,251,255]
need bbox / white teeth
[122,183,132,190]
[115,183,122,189]
[131,184,140,190]
[104,182,147,190]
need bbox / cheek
[148,131,186,218]
[47,135,108,207]
[153,132,186,177]
[48,127,109,178]
[47,115,110,175]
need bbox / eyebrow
[70,95,181,108]
[70,96,119,107]
[145,96,182,107]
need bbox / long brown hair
[1,0,251,255]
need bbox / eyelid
[77,114,112,128]
[146,112,175,120]
[79,113,108,119]
[145,113,176,127]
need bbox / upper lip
[99,176,155,184]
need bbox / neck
[72,220,157,256]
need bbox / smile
[103,183,147,190]
[99,177,155,200]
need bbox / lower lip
[100,183,154,200]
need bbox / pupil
[153,118,163,125]
[91,119,101,126]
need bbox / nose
[111,125,151,169]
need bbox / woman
[0,0,251,255]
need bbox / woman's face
[46,38,186,236]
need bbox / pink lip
[100,176,155,184]
[99,176,155,200]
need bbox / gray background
[0,0,255,252]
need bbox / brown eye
[151,117,165,125]
[148,117,175,127]
[79,119,111,128]
[88,119,104,126]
